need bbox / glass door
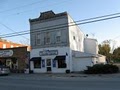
[46,59,51,72]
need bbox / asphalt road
[0,74,120,90]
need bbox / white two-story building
[29,11,106,73]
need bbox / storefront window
[53,59,56,67]
[34,60,41,68]
[58,60,66,68]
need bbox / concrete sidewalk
[24,72,120,78]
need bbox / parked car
[0,65,10,75]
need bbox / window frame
[57,59,66,68]
[44,32,50,44]
[56,36,61,43]
[36,33,41,45]
[33,60,41,68]
[56,31,61,43]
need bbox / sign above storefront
[39,50,58,56]
[0,50,13,57]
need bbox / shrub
[84,64,119,74]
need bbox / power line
[0,0,47,13]
[78,12,120,22]
[0,0,72,16]
[0,22,29,40]
[1,13,120,38]
[2,12,120,37]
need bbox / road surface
[0,74,120,90]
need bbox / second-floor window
[56,36,60,42]
[44,32,50,44]
[56,31,61,43]
[73,36,75,40]
[36,33,41,45]
[3,44,6,48]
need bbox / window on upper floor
[11,45,13,48]
[3,44,6,48]
[44,32,50,44]
[73,36,75,40]
[36,33,41,45]
[56,31,61,43]
[56,36,61,42]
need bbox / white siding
[67,14,84,52]
[98,56,106,64]
[84,38,98,54]
[73,57,93,71]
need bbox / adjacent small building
[0,38,24,48]
[0,39,30,72]
[0,47,28,72]
[29,11,106,73]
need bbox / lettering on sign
[39,50,58,56]
[0,50,13,57]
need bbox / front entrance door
[6,59,12,69]
[46,59,51,72]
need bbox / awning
[30,57,41,61]
[54,55,66,60]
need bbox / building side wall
[72,57,93,71]
[12,47,27,70]
[98,56,106,64]
[67,15,84,52]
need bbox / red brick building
[0,39,30,73]
[0,39,24,48]
[0,38,31,51]
[0,47,28,73]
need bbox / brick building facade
[0,47,28,73]
[0,39,24,48]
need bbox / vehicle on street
[0,65,10,75]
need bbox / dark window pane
[58,60,66,68]
[34,60,41,68]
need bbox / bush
[84,64,119,74]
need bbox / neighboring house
[0,38,31,51]
[29,10,106,73]
[0,38,23,48]
[0,47,28,73]
[0,39,30,73]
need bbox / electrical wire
[0,0,47,13]
[0,0,72,16]
[0,22,29,40]
[1,14,120,38]
[1,12,120,37]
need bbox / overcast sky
[0,0,120,47]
